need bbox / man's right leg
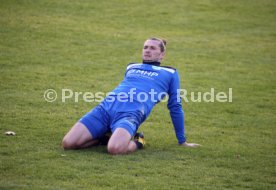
[62,104,110,150]
[62,122,99,149]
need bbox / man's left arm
[167,71,201,148]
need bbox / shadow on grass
[62,144,108,155]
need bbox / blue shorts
[79,98,146,139]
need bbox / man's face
[142,40,165,62]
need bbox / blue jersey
[110,62,186,144]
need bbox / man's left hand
[180,142,201,148]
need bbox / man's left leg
[107,128,138,155]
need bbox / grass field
[1,0,275,189]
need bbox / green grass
[1,0,275,189]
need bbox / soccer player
[62,37,201,154]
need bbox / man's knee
[62,122,93,150]
[107,128,132,155]
[107,143,127,155]
[62,136,76,150]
